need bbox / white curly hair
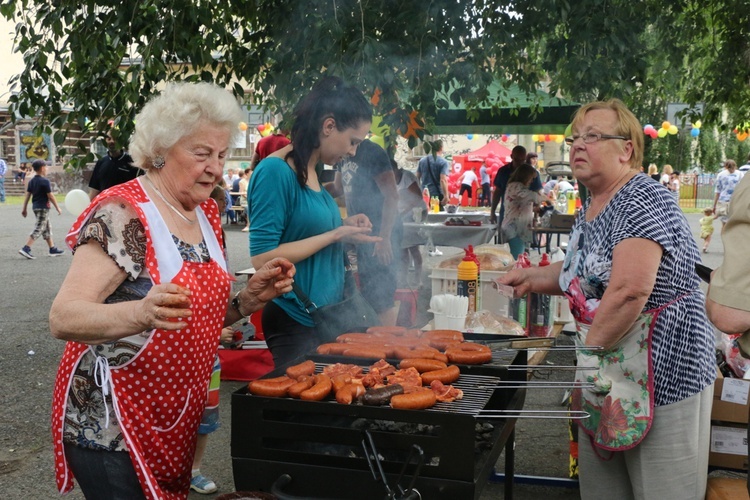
[129,82,244,169]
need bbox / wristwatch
[231,290,247,317]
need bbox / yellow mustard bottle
[456,249,478,312]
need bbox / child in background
[19,160,64,259]
[699,207,717,253]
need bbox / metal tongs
[362,430,423,500]
[476,409,590,419]
[482,336,604,352]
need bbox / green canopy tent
[432,82,579,135]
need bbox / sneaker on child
[19,246,34,259]
[49,247,65,256]
[190,472,217,494]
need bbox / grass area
[2,196,25,206]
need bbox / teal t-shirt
[248,156,344,326]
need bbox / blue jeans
[0,177,5,202]
[64,444,146,499]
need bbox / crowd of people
[15,75,743,499]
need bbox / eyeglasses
[564,133,628,145]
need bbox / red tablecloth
[218,348,274,381]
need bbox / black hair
[287,76,372,188]
[31,160,46,172]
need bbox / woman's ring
[155,306,162,320]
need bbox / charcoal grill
[232,334,529,499]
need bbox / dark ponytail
[287,76,372,188]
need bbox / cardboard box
[430,268,510,317]
[549,213,575,229]
[710,423,749,470]
[712,370,750,424]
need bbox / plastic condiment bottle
[510,253,531,332]
[422,188,431,208]
[468,245,482,311]
[530,253,552,337]
[457,247,479,312]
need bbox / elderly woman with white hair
[49,82,295,499]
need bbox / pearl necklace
[144,175,196,224]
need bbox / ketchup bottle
[530,253,552,337]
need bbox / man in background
[479,161,491,207]
[250,131,290,170]
[416,140,450,206]
[333,139,401,326]
[705,174,750,495]
[88,129,138,199]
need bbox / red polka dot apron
[52,179,231,499]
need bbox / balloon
[65,189,90,217]
[738,132,748,142]
[644,124,654,131]
[501,134,509,142]
[661,121,671,130]
[544,134,551,142]
[555,135,564,143]
[657,128,667,138]
[257,123,266,133]
[690,128,700,137]
[668,125,678,135]
[695,120,702,129]
[466,134,474,140]
[238,121,248,131]
[531,134,539,142]
[369,134,385,149]
[649,129,658,139]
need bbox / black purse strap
[292,251,351,314]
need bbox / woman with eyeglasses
[501,99,714,499]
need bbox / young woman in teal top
[248,77,381,366]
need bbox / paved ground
[0,201,728,499]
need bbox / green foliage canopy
[1,0,748,168]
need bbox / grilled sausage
[420,365,461,385]
[287,375,316,398]
[248,376,296,398]
[330,373,353,393]
[392,346,443,360]
[398,358,448,373]
[362,384,405,406]
[390,388,438,410]
[445,343,492,365]
[342,346,389,360]
[316,343,351,355]
[335,382,366,404]
[421,329,464,341]
[285,359,316,379]
[299,374,333,401]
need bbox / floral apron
[562,227,690,452]
[52,179,231,499]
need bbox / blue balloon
[690,128,700,137]
[467,134,474,140]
